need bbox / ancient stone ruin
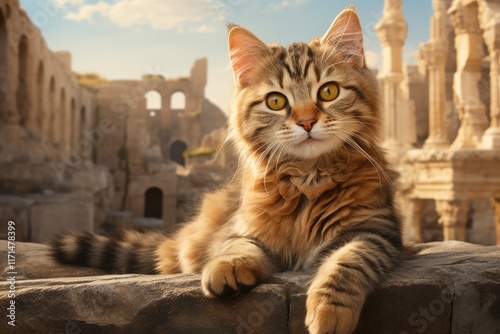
[1,0,498,246]
[0,0,499,333]
[377,0,500,246]
[0,0,227,242]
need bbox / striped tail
[50,230,167,274]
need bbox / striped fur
[51,230,166,274]
[51,8,404,334]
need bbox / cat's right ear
[321,8,365,68]
[228,25,268,88]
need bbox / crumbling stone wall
[0,0,113,243]
[92,58,226,228]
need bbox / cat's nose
[297,118,317,132]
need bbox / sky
[19,0,433,114]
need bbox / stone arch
[36,61,44,134]
[70,98,76,148]
[48,77,55,141]
[169,140,187,166]
[17,35,29,125]
[145,90,162,112]
[80,106,86,135]
[60,89,66,146]
[0,10,7,115]
[170,91,186,110]
[144,187,163,218]
[145,90,162,130]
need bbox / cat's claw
[305,291,358,334]
[201,256,259,297]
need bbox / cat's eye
[318,82,340,102]
[266,92,287,111]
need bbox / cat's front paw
[305,291,359,334]
[201,255,261,297]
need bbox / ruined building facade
[0,0,227,242]
[0,0,110,243]
[378,0,500,246]
[91,59,227,229]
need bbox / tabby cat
[51,8,403,334]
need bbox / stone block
[0,196,33,241]
[0,241,499,333]
[30,201,93,243]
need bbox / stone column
[421,0,451,148]
[376,0,414,150]
[435,199,470,241]
[448,0,489,149]
[479,0,500,149]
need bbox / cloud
[54,0,85,7]
[61,0,226,32]
[58,0,310,31]
[268,0,309,11]
[65,2,110,22]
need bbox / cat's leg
[305,233,400,334]
[156,188,238,275]
[201,236,274,297]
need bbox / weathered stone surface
[0,241,499,333]
[0,240,106,280]
[30,201,93,243]
[0,196,33,241]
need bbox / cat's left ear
[228,25,268,88]
[321,8,365,68]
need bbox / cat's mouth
[302,135,318,144]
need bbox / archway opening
[17,35,29,125]
[144,187,163,219]
[0,11,7,114]
[145,90,161,111]
[70,98,76,148]
[80,106,86,134]
[36,61,44,133]
[169,140,187,166]
[145,90,161,131]
[49,77,55,142]
[170,91,186,110]
[60,89,66,146]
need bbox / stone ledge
[0,241,499,333]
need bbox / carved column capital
[435,199,470,241]
[376,0,407,47]
[420,42,448,67]
[375,20,408,47]
[478,0,500,49]
[448,0,482,35]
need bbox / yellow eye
[266,92,287,111]
[318,82,340,102]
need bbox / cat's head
[228,8,382,163]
